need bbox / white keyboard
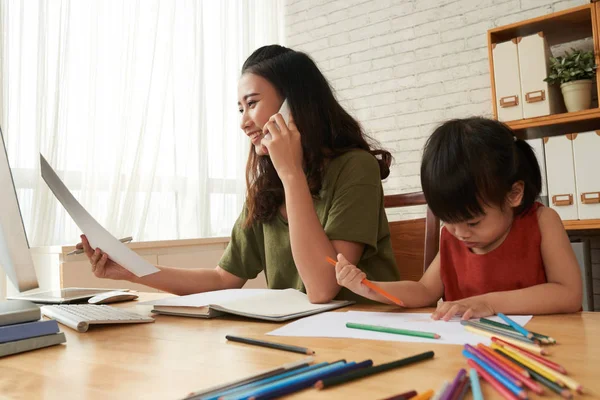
[41,304,155,333]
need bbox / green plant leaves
[544,48,597,85]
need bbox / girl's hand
[78,235,136,281]
[335,254,374,298]
[431,297,495,321]
[261,113,303,184]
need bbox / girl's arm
[336,253,444,307]
[482,207,582,314]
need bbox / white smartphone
[264,99,290,140]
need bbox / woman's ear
[507,181,525,207]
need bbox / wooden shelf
[488,4,594,47]
[505,108,600,138]
[563,219,600,231]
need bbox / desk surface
[1,293,599,400]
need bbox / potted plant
[544,48,597,112]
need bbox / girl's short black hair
[420,117,542,223]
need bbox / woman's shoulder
[328,149,380,178]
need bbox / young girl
[80,45,400,302]
[336,117,582,319]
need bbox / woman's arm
[482,207,582,314]
[131,266,246,296]
[82,235,246,296]
[283,174,362,303]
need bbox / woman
[80,45,400,303]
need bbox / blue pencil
[250,360,373,400]
[223,361,349,400]
[462,350,527,399]
[205,362,330,400]
[469,368,484,400]
[497,313,534,340]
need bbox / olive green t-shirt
[218,149,400,302]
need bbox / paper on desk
[40,154,159,277]
[139,289,271,306]
[267,311,532,346]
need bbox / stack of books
[0,299,66,357]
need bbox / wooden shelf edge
[563,219,600,231]
[504,108,600,137]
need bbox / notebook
[142,289,354,322]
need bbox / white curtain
[0,0,285,247]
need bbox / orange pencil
[476,343,530,377]
[467,359,521,400]
[326,256,405,307]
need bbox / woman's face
[238,73,283,156]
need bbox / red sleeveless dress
[440,202,547,301]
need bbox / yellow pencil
[492,343,584,393]
[492,343,564,386]
[411,389,434,400]
[463,325,545,355]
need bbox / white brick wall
[285,0,600,299]
[286,0,588,215]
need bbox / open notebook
[141,289,354,322]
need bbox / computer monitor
[0,128,39,292]
[0,128,123,303]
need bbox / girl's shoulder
[535,203,565,236]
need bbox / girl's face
[442,183,524,254]
[237,73,284,156]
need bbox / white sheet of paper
[267,311,533,346]
[40,154,159,277]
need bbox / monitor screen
[0,128,39,292]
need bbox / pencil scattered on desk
[325,256,405,306]
[314,351,434,390]
[225,335,315,355]
[346,322,441,339]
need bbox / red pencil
[476,344,544,395]
[325,256,405,306]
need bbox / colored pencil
[234,361,348,400]
[246,360,374,400]
[476,345,543,395]
[225,335,315,355]
[476,344,529,378]
[315,351,435,390]
[469,369,484,400]
[461,321,539,344]
[491,345,564,387]
[462,350,527,399]
[454,376,470,400]
[325,256,405,306]
[491,337,565,373]
[479,318,555,344]
[463,325,545,354]
[497,313,534,340]
[430,381,449,400]
[464,345,523,387]
[492,344,583,393]
[210,362,331,400]
[346,322,440,339]
[412,389,435,400]
[494,350,573,399]
[440,369,466,400]
[467,359,521,400]
[182,357,314,399]
[381,389,418,400]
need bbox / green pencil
[346,322,441,339]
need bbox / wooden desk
[1,294,599,400]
